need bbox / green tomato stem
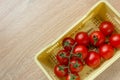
[68,42,77,74]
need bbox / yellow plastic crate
[35,1,120,80]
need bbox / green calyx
[70,74,77,80]
[73,61,80,68]
[77,53,82,58]
[60,53,66,58]
[64,41,70,47]
[93,35,98,45]
[59,66,64,71]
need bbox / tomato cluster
[54,21,120,80]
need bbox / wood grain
[0,0,120,80]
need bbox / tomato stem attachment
[64,41,70,47]
[93,35,98,45]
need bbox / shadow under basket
[35,1,120,80]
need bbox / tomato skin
[56,50,70,65]
[71,56,81,61]
[85,51,101,68]
[75,32,89,46]
[89,31,105,46]
[99,21,114,36]
[73,45,88,60]
[99,44,114,59]
[63,37,75,51]
[110,34,120,49]
[54,64,68,77]
[70,58,83,73]
[66,74,80,80]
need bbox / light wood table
[0,0,120,80]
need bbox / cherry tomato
[99,21,114,36]
[75,32,89,46]
[63,37,75,51]
[110,34,120,49]
[89,31,105,46]
[54,64,68,77]
[99,44,114,59]
[85,51,101,68]
[70,58,83,73]
[73,45,88,60]
[56,50,70,65]
[66,73,80,80]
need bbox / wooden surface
[0,0,120,80]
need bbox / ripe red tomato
[63,37,75,51]
[54,64,68,77]
[66,74,80,80]
[70,58,83,73]
[75,32,89,46]
[99,21,114,36]
[89,31,105,46]
[73,45,88,60]
[56,50,70,65]
[99,44,114,59]
[110,34,120,49]
[85,51,101,68]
